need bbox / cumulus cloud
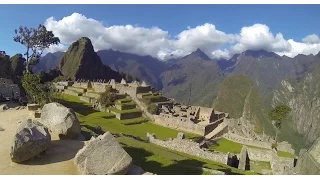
[44,13,320,60]
[44,43,67,53]
[302,34,320,44]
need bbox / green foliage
[21,72,56,106]
[38,69,61,82]
[10,53,25,83]
[271,143,278,149]
[13,24,60,73]
[277,151,296,159]
[98,86,117,108]
[0,52,12,79]
[268,104,291,122]
[53,75,71,82]
[147,103,158,114]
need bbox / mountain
[97,49,168,89]
[58,37,126,81]
[160,49,223,107]
[213,75,274,134]
[33,51,64,73]
[271,55,320,150]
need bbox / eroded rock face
[10,119,51,163]
[40,102,81,139]
[74,132,132,175]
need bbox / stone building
[296,137,320,175]
[0,78,20,99]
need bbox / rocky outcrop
[40,102,81,139]
[59,37,124,81]
[10,119,51,163]
[126,164,144,175]
[74,132,132,175]
[0,104,9,111]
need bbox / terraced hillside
[57,94,257,175]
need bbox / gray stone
[177,132,185,139]
[0,104,9,111]
[126,164,144,175]
[10,119,51,163]
[74,132,132,175]
[40,102,81,139]
[238,145,249,170]
[0,126,4,131]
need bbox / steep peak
[242,49,280,59]
[187,48,211,60]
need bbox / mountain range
[32,39,320,151]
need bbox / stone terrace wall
[247,147,275,162]
[115,84,137,97]
[73,82,90,89]
[92,83,111,93]
[112,111,142,120]
[85,92,101,99]
[296,150,320,175]
[223,132,272,149]
[147,133,228,164]
[115,103,136,110]
[277,141,295,155]
[153,114,206,136]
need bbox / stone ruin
[0,78,20,99]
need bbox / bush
[147,103,158,114]
[98,87,117,108]
[21,72,57,107]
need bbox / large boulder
[74,132,132,175]
[10,119,51,163]
[40,102,81,139]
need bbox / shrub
[98,87,117,108]
[147,103,158,114]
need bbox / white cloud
[44,43,67,54]
[44,13,320,60]
[302,34,320,44]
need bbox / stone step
[205,122,228,139]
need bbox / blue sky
[1,4,320,59]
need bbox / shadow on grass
[20,140,84,165]
[57,99,98,116]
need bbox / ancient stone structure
[146,133,228,164]
[238,146,250,170]
[154,104,229,136]
[296,137,320,175]
[0,78,20,99]
[74,132,132,175]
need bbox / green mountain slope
[213,75,274,134]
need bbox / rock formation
[10,119,51,163]
[59,37,124,81]
[74,132,132,175]
[40,102,81,139]
[0,104,9,111]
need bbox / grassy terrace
[57,94,256,175]
[110,107,141,114]
[209,138,296,160]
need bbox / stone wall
[296,150,320,175]
[223,132,272,149]
[136,86,152,94]
[63,89,81,96]
[277,141,295,155]
[85,92,101,99]
[112,111,142,120]
[73,82,90,89]
[147,133,228,164]
[114,84,137,97]
[247,147,275,162]
[92,83,111,93]
[56,81,74,87]
[68,86,87,93]
[115,103,136,110]
[80,96,93,103]
[153,114,206,135]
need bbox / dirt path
[0,108,83,175]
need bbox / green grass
[277,151,296,158]
[110,107,141,114]
[57,94,257,175]
[118,136,257,175]
[249,161,272,175]
[208,138,269,154]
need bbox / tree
[268,104,291,143]
[21,73,56,106]
[0,52,12,79]
[13,24,60,73]
[147,103,158,114]
[98,86,117,108]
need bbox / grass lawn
[249,161,272,175]
[209,138,272,154]
[56,94,257,175]
[277,151,296,159]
